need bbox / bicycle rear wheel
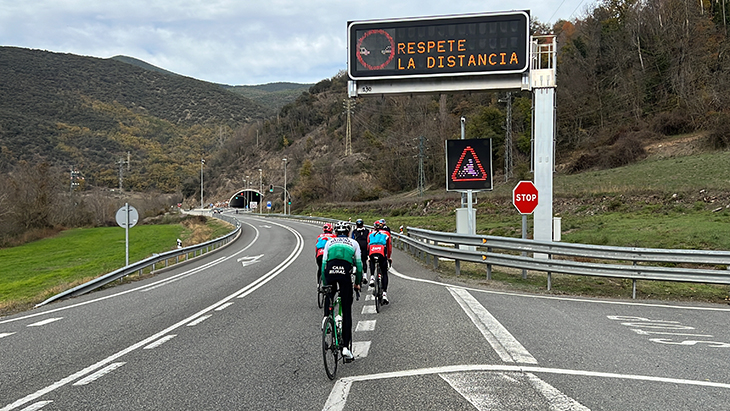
[322,316,338,380]
[374,265,382,313]
[317,277,324,309]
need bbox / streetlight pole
[283,158,288,215]
[258,168,262,211]
[200,158,205,209]
[245,175,250,211]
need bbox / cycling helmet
[355,218,364,227]
[334,221,350,235]
[373,220,382,229]
[323,223,333,234]
[379,219,386,225]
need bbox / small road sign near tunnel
[513,181,538,214]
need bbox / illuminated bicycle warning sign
[446,139,493,191]
[348,11,529,80]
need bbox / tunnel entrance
[228,189,263,210]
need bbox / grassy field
[0,216,233,315]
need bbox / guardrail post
[547,254,552,290]
[632,280,637,299]
[486,247,492,280]
[632,261,638,299]
[455,242,461,275]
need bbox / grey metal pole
[283,158,288,215]
[522,214,527,279]
[200,158,204,209]
[125,203,130,266]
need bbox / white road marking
[448,287,537,364]
[389,267,730,312]
[6,221,261,326]
[140,257,227,292]
[143,335,177,350]
[361,306,377,315]
[27,318,62,327]
[0,220,302,411]
[631,329,713,337]
[364,294,374,301]
[0,332,16,339]
[355,320,376,332]
[72,362,126,386]
[18,401,52,411]
[215,302,234,311]
[352,341,371,359]
[186,315,212,326]
[439,371,590,411]
[322,364,730,411]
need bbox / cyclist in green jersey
[321,221,363,360]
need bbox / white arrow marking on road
[0,333,16,339]
[237,254,264,267]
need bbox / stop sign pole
[513,181,538,279]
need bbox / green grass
[303,149,730,304]
[0,218,232,314]
[554,151,730,195]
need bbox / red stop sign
[513,181,538,214]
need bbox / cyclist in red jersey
[315,223,336,282]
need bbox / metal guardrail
[253,214,730,298]
[34,213,241,308]
[403,227,730,298]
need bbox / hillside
[223,82,312,113]
[0,46,267,189]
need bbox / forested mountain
[0,46,267,191]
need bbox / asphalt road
[2,213,729,410]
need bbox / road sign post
[513,181,538,279]
[115,203,139,266]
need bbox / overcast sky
[0,0,594,86]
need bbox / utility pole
[70,166,80,192]
[282,158,288,215]
[343,98,356,156]
[117,155,129,191]
[502,92,513,182]
[418,136,426,197]
[200,158,205,209]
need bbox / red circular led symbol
[356,29,395,70]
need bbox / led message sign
[348,11,529,80]
[445,139,493,191]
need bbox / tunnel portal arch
[228,189,263,210]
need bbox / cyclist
[367,220,392,304]
[351,219,370,284]
[315,223,336,283]
[379,218,392,234]
[321,221,363,361]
